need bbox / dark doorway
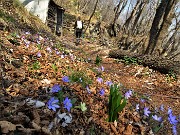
[47,0,65,36]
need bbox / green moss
[0,10,15,23]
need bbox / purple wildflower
[159,104,164,111]
[88,58,91,61]
[172,125,177,135]
[140,99,145,103]
[21,35,25,40]
[152,115,162,122]
[168,108,173,115]
[37,52,41,57]
[86,86,91,94]
[99,88,105,96]
[168,113,178,125]
[62,76,70,83]
[63,97,72,112]
[98,66,105,72]
[51,84,62,93]
[125,90,133,99]
[46,47,52,53]
[70,54,75,61]
[56,51,60,55]
[97,77,103,83]
[105,81,113,87]
[47,97,60,111]
[24,40,30,47]
[37,40,41,44]
[144,107,151,117]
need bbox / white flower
[25,98,45,108]
[57,112,72,127]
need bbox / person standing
[74,16,83,45]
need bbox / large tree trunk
[131,1,146,35]
[144,0,176,55]
[109,0,127,37]
[123,1,142,33]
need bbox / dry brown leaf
[110,124,118,135]
[123,124,133,135]
[0,121,16,133]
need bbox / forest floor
[0,29,179,135]
[0,1,180,134]
[61,33,180,114]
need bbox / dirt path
[61,34,180,115]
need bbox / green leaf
[58,90,64,102]
[71,98,77,105]
[108,84,127,122]
[80,102,87,112]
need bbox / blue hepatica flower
[125,90,133,99]
[168,108,173,115]
[51,84,62,93]
[37,52,41,57]
[159,104,164,111]
[63,97,72,112]
[99,88,105,96]
[97,77,103,83]
[86,86,91,94]
[105,81,113,87]
[152,115,162,122]
[47,97,60,112]
[62,76,70,83]
[168,113,178,125]
[167,108,179,135]
[24,40,30,47]
[144,107,151,117]
[98,66,105,72]
[140,98,145,103]
[56,51,60,55]
[172,125,177,135]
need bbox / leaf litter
[0,19,180,135]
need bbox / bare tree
[84,0,99,33]
[145,0,177,55]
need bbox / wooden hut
[19,0,65,36]
[47,0,65,36]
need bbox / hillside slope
[0,1,180,135]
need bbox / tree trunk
[131,1,146,35]
[109,49,180,75]
[110,0,127,37]
[144,0,176,55]
[84,0,99,33]
[124,1,141,32]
